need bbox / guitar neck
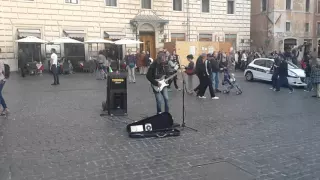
[164,72,179,82]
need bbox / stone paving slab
[0,72,320,180]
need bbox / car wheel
[245,72,254,81]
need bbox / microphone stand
[180,66,198,132]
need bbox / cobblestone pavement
[0,72,320,180]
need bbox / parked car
[244,58,306,87]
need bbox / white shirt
[51,53,58,65]
[235,53,239,63]
[242,53,247,62]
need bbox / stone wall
[0,0,251,70]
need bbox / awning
[17,29,41,38]
[104,31,125,40]
[130,10,169,25]
[284,38,297,45]
[63,30,85,38]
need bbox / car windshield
[288,61,299,69]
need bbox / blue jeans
[211,72,219,89]
[0,81,7,109]
[154,87,169,114]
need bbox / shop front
[63,30,86,70]
[104,31,126,70]
[17,29,43,64]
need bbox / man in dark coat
[195,53,218,99]
[210,52,221,92]
[270,55,280,90]
[276,54,294,93]
[18,49,27,77]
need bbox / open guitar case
[126,112,180,138]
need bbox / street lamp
[132,21,139,49]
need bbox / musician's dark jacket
[146,61,168,87]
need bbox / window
[254,60,266,67]
[173,0,182,11]
[286,22,291,32]
[227,0,235,14]
[199,34,212,41]
[106,0,117,6]
[317,23,320,36]
[261,0,267,12]
[141,0,151,9]
[202,0,209,12]
[305,23,310,32]
[318,0,320,13]
[306,0,310,12]
[286,0,291,10]
[265,60,273,68]
[65,0,78,4]
[171,33,185,42]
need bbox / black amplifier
[103,72,127,116]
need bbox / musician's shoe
[198,96,206,99]
[212,97,219,100]
[177,88,181,91]
[215,89,221,93]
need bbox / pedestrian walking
[304,59,312,92]
[210,52,221,93]
[18,49,27,77]
[270,56,280,91]
[311,58,320,98]
[241,50,247,70]
[196,53,219,100]
[276,54,294,93]
[50,48,59,85]
[167,54,181,91]
[184,54,195,94]
[125,50,136,83]
[0,48,9,115]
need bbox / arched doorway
[139,23,156,60]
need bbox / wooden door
[139,33,156,60]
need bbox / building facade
[314,0,320,57]
[1,0,251,71]
[251,0,317,53]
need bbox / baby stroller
[221,68,242,95]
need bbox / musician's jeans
[127,66,136,82]
[154,87,169,114]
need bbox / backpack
[4,64,10,79]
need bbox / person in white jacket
[0,48,9,115]
[241,50,247,70]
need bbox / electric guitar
[151,71,179,92]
